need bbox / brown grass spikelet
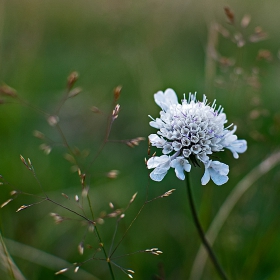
[219,57,235,68]
[10,190,17,196]
[74,266,80,273]
[78,242,84,255]
[257,49,273,61]
[82,186,89,197]
[71,165,79,173]
[145,248,163,255]
[39,144,52,155]
[68,87,82,98]
[47,115,59,126]
[64,153,75,163]
[20,155,31,170]
[130,192,138,204]
[126,137,145,148]
[161,189,176,198]
[107,210,121,218]
[88,224,95,232]
[50,213,64,224]
[61,193,69,199]
[55,268,69,275]
[33,130,45,139]
[241,14,251,28]
[114,86,122,101]
[0,84,17,98]
[216,23,230,38]
[96,218,104,224]
[234,32,245,48]
[224,6,235,24]
[16,205,30,212]
[112,104,120,120]
[73,146,81,156]
[79,173,86,186]
[106,170,119,179]
[1,199,13,208]
[249,27,268,43]
[67,71,79,89]
[91,106,102,113]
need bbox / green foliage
[1,1,280,279]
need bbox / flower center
[159,102,225,159]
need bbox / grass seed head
[68,87,82,98]
[47,115,59,126]
[1,199,13,208]
[82,186,89,197]
[10,190,17,196]
[241,14,251,28]
[91,106,101,113]
[0,84,17,98]
[106,170,119,179]
[130,192,137,203]
[224,6,234,24]
[55,268,68,275]
[39,144,52,155]
[67,71,79,88]
[78,242,84,255]
[33,130,45,139]
[16,205,30,212]
[61,193,69,199]
[114,86,122,101]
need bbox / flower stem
[185,173,228,280]
[86,195,115,280]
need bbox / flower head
[147,88,247,185]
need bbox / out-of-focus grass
[1,0,280,279]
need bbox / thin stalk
[0,230,16,280]
[185,173,228,280]
[86,195,115,280]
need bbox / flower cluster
[147,89,247,185]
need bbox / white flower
[170,157,191,180]
[201,160,229,186]
[147,88,247,185]
[147,155,171,182]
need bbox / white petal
[201,169,210,185]
[174,167,185,180]
[170,157,191,180]
[209,169,228,185]
[149,121,160,129]
[147,155,170,169]
[148,134,166,148]
[164,88,178,104]
[149,118,164,129]
[154,88,178,111]
[201,161,229,185]
[226,139,247,159]
[211,161,229,175]
[150,168,168,181]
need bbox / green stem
[86,195,115,280]
[185,173,228,280]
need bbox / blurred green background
[1,0,280,279]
